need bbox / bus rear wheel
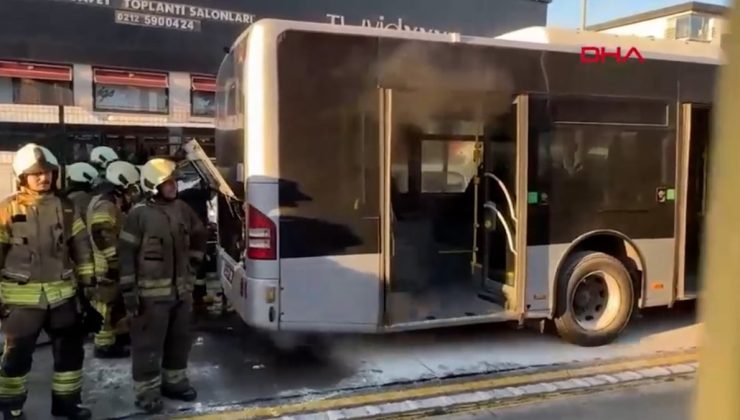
[554,251,634,347]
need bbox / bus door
[476,95,526,311]
[384,89,493,324]
[676,104,711,300]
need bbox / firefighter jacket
[0,188,95,308]
[118,198,207,301]
[86,192,123,281]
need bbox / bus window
[530,117,675,244]
[420,140,477,193]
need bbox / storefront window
[94,84,168,113]
[191,90,215,117]
[0,61,73,106]
[191,76,216,117]
[93,68,169,113]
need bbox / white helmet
[66,162,98,184]
[90,146,119,169]
[140,158,177,194]
[12,143,59,177]
[105,161,140,189]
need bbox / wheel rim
[571,270,622,331]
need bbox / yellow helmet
[90,146,119,169]
[12,143,59,178]
[105,161,140,189]
[66,162,98,184]
[140,158,177,194]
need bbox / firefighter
[89,146,119,188]
[87,160,140,359]
[0,144,98,420]
[64,162,98,216]
[89,146,118,172]
[118,158,207,413]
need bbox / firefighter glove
[122,291,140,317]
[78,289,104,334]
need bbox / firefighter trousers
[0,300,85,412]
[130,298,193,400]
[92,296,128,349]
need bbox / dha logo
[580,46,645,64]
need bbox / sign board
[0,0,549,74]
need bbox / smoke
[375,40,515,129]
[327,37,516,133]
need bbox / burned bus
[209,19,720,346]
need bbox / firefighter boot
[161,383,197,402]
[134,392,164,414]
[51,394,92,420]
[2,410,25,420]
[93,343,130,359]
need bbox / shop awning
[0,61,72,81]
[94,68,169,89]
[191,76,216,92]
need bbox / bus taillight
[246,204,276,260]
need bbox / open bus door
[675,104,711,302]
[181,140,247,316]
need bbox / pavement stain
[14,306,699,419]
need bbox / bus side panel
[525,239,675,315]
[634,238,675,307]
[279,255,381,331]
[276,30,382,331]
[525,244,569,314]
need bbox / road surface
[19,304,698,419]
[437,375,695,420]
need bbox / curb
[181,349,699,420]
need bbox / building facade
[0,0,550,163]
[586,2,729,45]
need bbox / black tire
[554,251,634,347]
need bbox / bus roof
[236,19,723,66]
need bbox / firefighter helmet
[12,143,59,177]
[105,161,140,189]
[66,162,98,184]
[140,158,177,194]
[90,146,119,169]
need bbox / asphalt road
[437,375,695,420]
[18,303,698,419]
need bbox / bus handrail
[484,202,517,256]
[484,172,518,225]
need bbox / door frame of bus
[378,89,530,325]
[673,102,711,305]
[514,94,529,322]
[380,87,392,327]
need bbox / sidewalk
[181,350,699,420]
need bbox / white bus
[205,19,720,346]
